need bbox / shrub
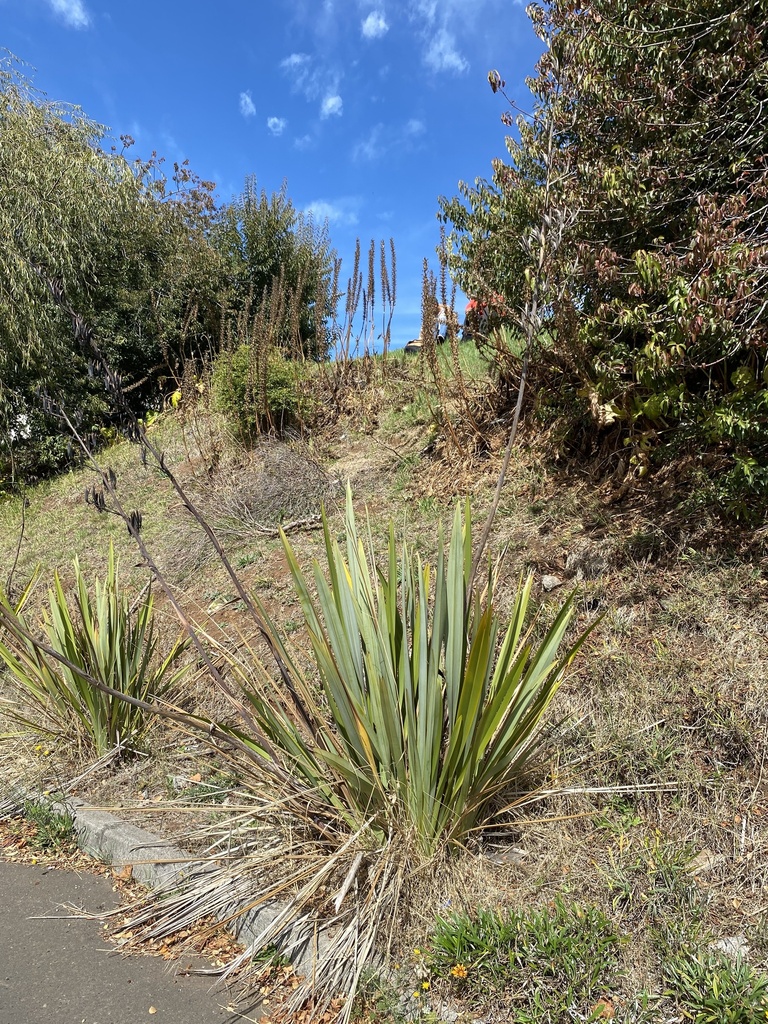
[0,544,189,758]
[440,1,768,518]
[211,343,304,438]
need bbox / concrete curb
[7,791,326,976]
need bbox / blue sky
[3,0,543,349]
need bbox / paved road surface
[0,861,261,1023]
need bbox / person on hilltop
[462,293,505,340]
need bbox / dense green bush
[211,343,305,438]
[440,0,768,518]
[0,56,332,485]
[213,178,336,361]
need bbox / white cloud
[280,52,314,97]
[281,52,311,75]
[48,0,90,28]
[267,116,287,136]
[353,123,384,162]
[424,28,468,73]
[402,0,485,75]
[320,93,343,119]
[294,134,314,150]
[361,10,388,39]
[305,199,359,227]
[239,91,256,117]
[352,117,424,162]
[281,52,343,120]
[412,0,437,23]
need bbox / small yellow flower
[450,963,468,979]
[412,991,421,999]
[413,947,422,956]
[422,981,430,990]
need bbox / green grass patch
[21,797,76,852]
[663,948,768,1024]
[427,899,624,1021]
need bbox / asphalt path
[0,861,260,1024]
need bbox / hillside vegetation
[2,357,767,1023]
[1,2,767,1021]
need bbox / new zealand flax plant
[235,487,591,853]
[126,487,595,1020]
[0,543,189,757]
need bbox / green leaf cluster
[0,544,189,756]
[0,56,334,483]
[228,488,591,855]
[214,177,336,361]
[440,1,768,516]
[211,342,306,438]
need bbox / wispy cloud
[361,10,388,39]
[424,27,468,73]
[239,91,256,117]
[353,124,384,162]
[412,0,438,23]
[280,52,323,100]
[305,197,360,227]
[281,52,343,120]
[267,116,287,136]
[353,117,426,162]
[404,0,474,74]
[48,0,90,28]
[281,52,312,83]
[161,132,185,165]
[320,93,343,119]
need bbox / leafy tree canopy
[440,0,768,516]
[214,177,336,361]
[0,57,332,482]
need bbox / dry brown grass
[1,383,767,1019]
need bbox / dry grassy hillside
[1,359,767,1024]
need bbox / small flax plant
[144,487,595,1020]
[0,544,188,758]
